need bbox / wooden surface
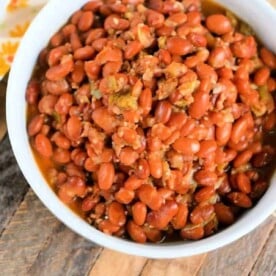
[0,135,275,276]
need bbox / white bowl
[6,0,276,258]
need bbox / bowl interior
[216,0,276,50]
[6,0,276,258]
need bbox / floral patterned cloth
[0,0,47,80]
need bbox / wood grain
[0,136,29,235]
[28,223,101,276]
[140,254,207,276]
[0,190,59,276]
[250,225,276,276]
[197,216,276,276]
[89,249,147,276]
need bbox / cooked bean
[227,192,252,208]
[108,202,126,226]
[252,150,274,168]
[208,47,228,68]
[230,115,248,144]
[50,32,64,47]
[118,126,137,144]
[81,194,100,212]
[214,203,235,225]
[148,153,163,179]
[66,115,82,141]
[139,88,152,115]
[92,107,117,133]
[216,123,232,146]
[102,61,122,77]
[26,80,39,104]
[28,114,44,136]
[190,204,214,225]
[58,176,86,203]
[127,221,147,243]
[38,95,58,115]
[85,28,106,45]
[115,188,135,204]
[98,162,115,190]
[70,32,82,51]
[132,202,147,226]
[44,79,70,95]
[260,47,276,69]
[180,224,204,240]
[74,46,95,60]
[147,200,178,230]
[98,220,120,235]
[147,9,165,28]
[46,55,74,81]
[34,133,53,158]
[138,184,162,211]
[104,14,129,30]
[124,175,143,190]
[119,147,139,166]
[95,47,122,64]
[155,100,172,123]
[78,11,94,32]
[124,41,142,60]
[194,169,218,186]
[166,37,193,56]
[48,45,70,66]
[172,137,200,155]
[53,148,71,164]
[233,149,253,168]
[144,227,163,243]
[135,159,150,179]
[55,93,73,115]
[62,24,77,37]
[231,36,257,59]
[254,67,270,86]
[250,181,268,199]
[197,140,217,158]
[194,187,215,203]
[52,132,71,149]
[206,14,232,35]
[171,203,188,229]
[187,32,207,47]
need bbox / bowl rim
[6,0,276,259]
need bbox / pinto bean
[206,14,232,35]
[78,11,94,32]
[138,184,162,211]
[190,204,214,225]
[214,203,235,225]
[227,192,252,208]
[172,137,200,155]
[166,37,193,56]
[34,133,53,158]
[132,202,147,226]
[194,169,218,186]
[147,200,178,230]
[108,202,126,226]
[98,162,115,190]
[127,221,147,243]
[155,100,172,123]
[28,115,44,136]
[180,224,204,240]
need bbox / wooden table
[0,135,275,276]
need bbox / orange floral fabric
[0,0,47,80]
